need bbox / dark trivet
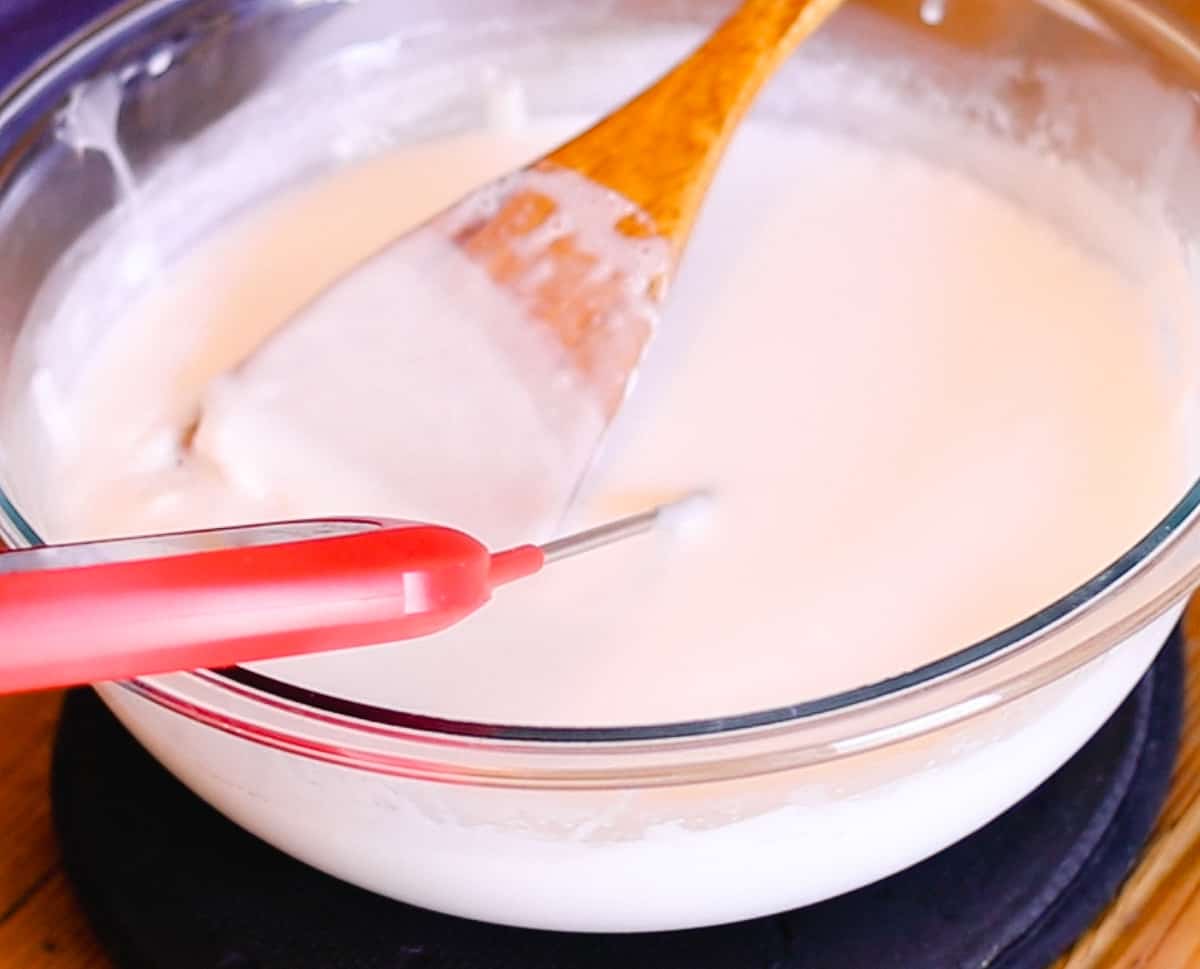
[52,629,1183,969]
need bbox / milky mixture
[2,24,1196,729]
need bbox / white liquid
[59,75,139,207]
[920,0,948,27]
[6,115,1192,726]
[263,121,1187,726]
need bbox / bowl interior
[2,0,1200,740]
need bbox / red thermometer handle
[0,520,544,694]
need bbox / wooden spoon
[428,0,849,418]
[204,0,848,510]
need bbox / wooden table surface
[0,611,1193,967]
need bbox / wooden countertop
[0,610,1194,967]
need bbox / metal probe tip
[539,490,714,565]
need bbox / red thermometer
[0,495,707,695]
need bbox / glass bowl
[3,0,1200,933]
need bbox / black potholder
[50,627,1182,969]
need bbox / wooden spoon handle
[546,0,848,254]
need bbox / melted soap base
[12,116,1194,727]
